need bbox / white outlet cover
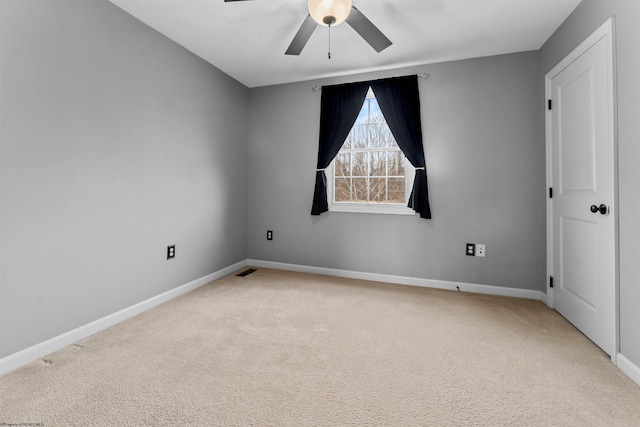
[476,244,486,257]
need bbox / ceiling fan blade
[285,14,317,56]
[345,6,392,53]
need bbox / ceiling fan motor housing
[308,0,352,27]
[323,16,336,26]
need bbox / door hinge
[548,99,552,110]
[549,187,553,198]
[550,276,554,288]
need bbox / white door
[547,19,616,357]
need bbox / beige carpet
[1,268,639,426]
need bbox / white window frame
[326,88,416,216]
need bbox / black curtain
[310,75,431,219]
[311,82,369,215]
[371,76,431,218]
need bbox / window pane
[388,178,405,203]
[352,178,367,202]
[366,123,374,148]
[352,152,368,177]
[343,131,352,149]
[369,178,387,203]
[388,151,405,176]
[368,123,388,148]
[368,98,384,123]
[335,177,351,202]
[370,151,386,177]
[335,153,350,177]
[355,98,370,125]
[382,126,397,148]
[351,124,367,149]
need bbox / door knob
[590,204,607,215]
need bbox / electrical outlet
[267,230,273,241]
[476,244,486,257]
[167,245,175,260]
[466,243,475,256]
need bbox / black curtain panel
[371,76,431,219]
[311,82,369,215]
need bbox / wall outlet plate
[466,243,475,256]
[167,245,175,260]
[267,230,273,241]
[476,244,486,257]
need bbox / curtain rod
[311,72,429,92]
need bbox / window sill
[329,203,415,216]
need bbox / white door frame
[545,17,618,363]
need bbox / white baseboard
[0,260,248,376]
[247,259,547,302]
[5,257,637,387]
[617,353,640,387]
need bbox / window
[310,75,430,219]
[327,88,414,215]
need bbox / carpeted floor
[1,268,639,426]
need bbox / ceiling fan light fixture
[308,0,352,27]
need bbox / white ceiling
[108,0,582,88]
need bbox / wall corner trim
[0,260,249,376]
[247,259,547,302]
[616,353,640,387]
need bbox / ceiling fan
[224,0,392,56]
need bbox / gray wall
[247,51,545,292]
[541,0,640,370]
[5,0,635,374]
[0,0,249,358]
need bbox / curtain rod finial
[418,72,429,79]
[312,85,321,92]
